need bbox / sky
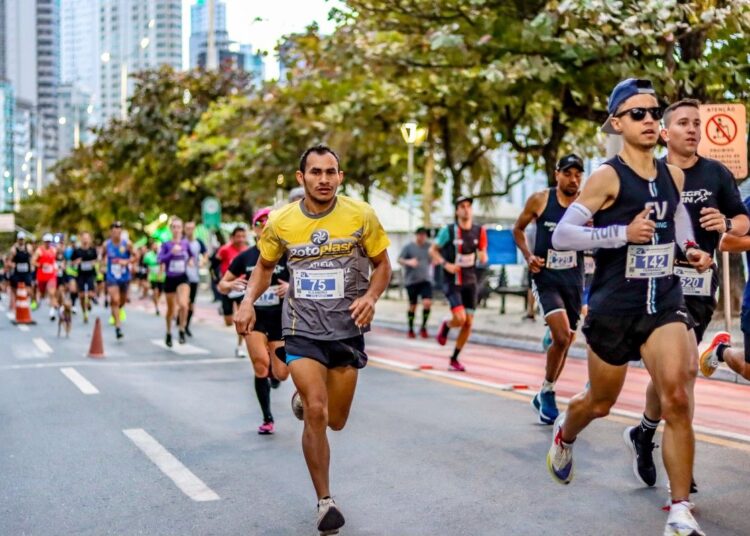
[181,0,343,78]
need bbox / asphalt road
[1,297,749,535]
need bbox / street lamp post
[400,120,427,232]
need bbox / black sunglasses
[614,107,663,121]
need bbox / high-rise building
[189,0,228,69]
[1,0,59,194]
[99,0,182,123]
[60,0,100,125]
[57,83,92,158]
[0,82,13,211]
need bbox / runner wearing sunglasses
[623,98,749,492]
[546,78,711,536]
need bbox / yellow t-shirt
[259,195,390,340]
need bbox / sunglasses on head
[254,219,267,227]
[614,107,663,122]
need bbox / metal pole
[407,142,414,233]
[120,60,128,120]
[723,250,732,331]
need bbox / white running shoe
[234,344,247,358]
[547,412,574,484]
[317,497,345,535]
[664,501,704,535]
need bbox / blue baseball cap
[601,78,657,134]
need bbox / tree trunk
[542,108,566,186]
[422,138,436,228]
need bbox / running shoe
[270,378,281,389]
[257,421,274,435]
[436,320,449,346]
[165,333,173,348]
[317,497,345,536]
[178,331,186,344]
[108,315,115,326]
[185,326,192,337]
[420,327,428,339]
[699,331,731,378]
[291,391,304,420]
[623,426,657,487]
[538,390,558,424]
[115,327,123,340]
[234,344,247,358]
[449,359,466,372]
[120,309,126,322]
[407,330,416,339]
[31,300,38,311]
[542,328,553,352]
[49,308,56,321]
[547,413,574,484]
[664,502,704,535]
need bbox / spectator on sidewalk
[398,227,433,339]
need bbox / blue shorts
[740,307,750,364]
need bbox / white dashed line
[123,428,220,502]
[18,325,30,332]
[60,367,100,394]
[33,337,54,355]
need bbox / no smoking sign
[698,104,747,179]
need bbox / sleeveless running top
[36,247,57,281]
[12,245,32,275]
[438,223,486,286]
[588,157,682,315]
[106,239,131,282]
[532,188,584,288]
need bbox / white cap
[16,231,26,240]
[42,233,53,242]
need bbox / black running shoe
[623,426,657,486]
[691,478,698,494]
[115,327,123,340]
[165,333,173,347]
[185,326,192,337]
[178,331,186,344]
[270,378,281,389]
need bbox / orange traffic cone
[12,282,36,325]
[87,317,105,359]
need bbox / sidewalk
[375,291,750,386]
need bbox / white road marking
[33,337,54,354]
[6,312,14,320]
[151,339,210,355]
[123,429,220,502]
[60,367,100,395]
[13,343,47,359]
[18,325,30,332]
[0,357,240,371]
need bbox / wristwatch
[725,218,733,232]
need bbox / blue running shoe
[531,392,542,420]
[538,389,559,425]
[542,328,552,352]
[547,413,574,484]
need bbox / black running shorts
[532,281,583,331]
[406,281,433,305]
[254,308,283,342]
[582,307,694,366]
[164,274,189,294]
[684,296,717,345]
[283,335,368,369]
[443,283,477,313]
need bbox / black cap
[454,195,473,208]
[556,154,584,172]
[111,221,123,229]
[415,226,428,234]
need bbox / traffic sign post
[697,103,747,179]
[698,103,748,332]
[201,197,222,230]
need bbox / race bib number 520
[674,266,712,297]
[294,269,345,300]
[625,243,675,279]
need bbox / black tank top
[440,223,483,286]
[12,245,31,275]
[532,188,584,287]
[588,157,682,315]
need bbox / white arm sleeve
[674,202,696,253]
[552,202,628,251]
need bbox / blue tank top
[588,157,682,315]
[532,188,584,288]
[106,239,131,282]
